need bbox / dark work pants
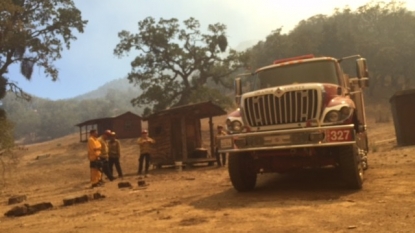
[109,157,123,177]
[138,153,151,174]
[101,159,115,181]
[215,148,227,166]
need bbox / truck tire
[338,145,363,189]
[228,152,257,192]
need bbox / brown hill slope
[3,115,415,233]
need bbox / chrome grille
[244,89,319,127]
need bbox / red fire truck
[218,54,369,192]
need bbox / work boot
[91,182,103,188]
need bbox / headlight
[324,111,340,122]
[324,107,353,123]
[231,121,243,132]
[340,107,352,116]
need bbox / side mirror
[359,78,369,88]
[234,77,242,105]
[356,58,369,79]
[349,77,370,89]
[343,74,350,88]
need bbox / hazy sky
[7,0,415,100]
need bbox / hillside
[72,78,142,101]
[1,78,145,141]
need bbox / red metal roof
[142,101,226,121]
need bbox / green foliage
[189,86,234,110]
[114,17,247,113]
[0,0,87,146]
[0,0,87,98]
[245,1,415,102]
[0,76,7,99]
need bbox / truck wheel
[228,152,257,192]
[338,145,363,189]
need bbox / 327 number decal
[326,129,352,142]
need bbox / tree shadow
[122,163,217,178]
[190,168,360,210]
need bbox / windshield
[254,60,339,90]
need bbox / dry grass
[3,110,414,233]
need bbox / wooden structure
[390,89,415,146]
[75,111,142,142]
[143,101,227,166]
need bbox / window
[255,60,340,90]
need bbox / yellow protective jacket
[88,136,101,161]
[108,139,121,158]
[215,130,227,148]
[98,136,109,159]
[137,137,155,154]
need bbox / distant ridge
[72,78,142,100]
[235,39,258,51]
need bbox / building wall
[112,113,142,139]
[147,115,203,165]
[148,116,173,164]
[98,122,113,136]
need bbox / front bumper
[218,124,356,153]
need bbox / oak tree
[0,0,87,99]
[114,17,247,113]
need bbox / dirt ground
[1,116,415,233]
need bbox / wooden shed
[143,101,227,166]
[390,89,415,146]
[75,111,142,142]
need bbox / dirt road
[1,121,414,233]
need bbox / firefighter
[137,129,155,177]
[108,131,123,178]
[88,129,102,188]
[98,130,116,182]
[215,125,228,167]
